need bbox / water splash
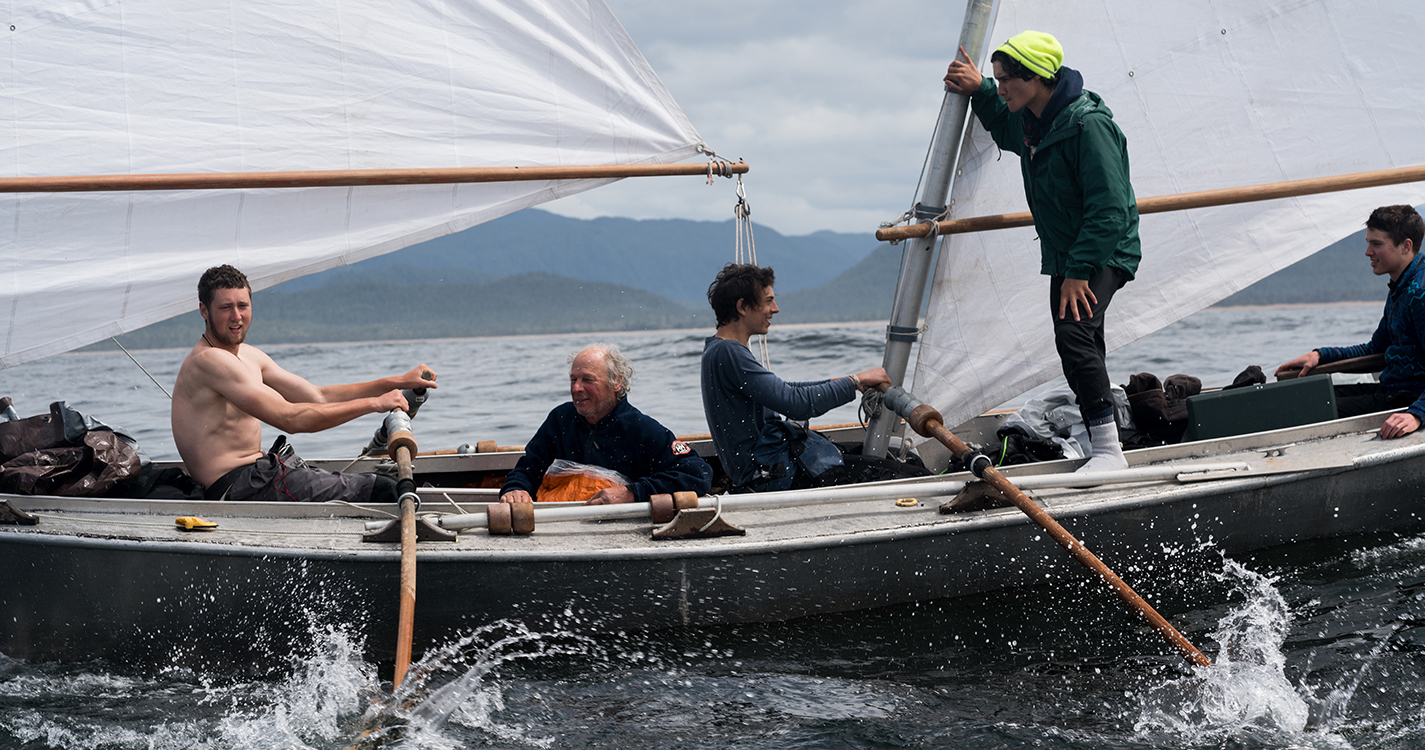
[0,622,377,750]
[351,619,599,748]
[210,624,378,749]
[1134,558,1391,748]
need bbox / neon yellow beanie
[996,30,1063,79]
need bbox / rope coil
[698,145,737,183]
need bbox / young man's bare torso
[172,275,434,491]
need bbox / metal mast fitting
[863,0,1001,458]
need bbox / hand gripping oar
[879,386,1213,667]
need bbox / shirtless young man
[171,265,437,501]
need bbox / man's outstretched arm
[199,349,410,434]
[263,360,437,405]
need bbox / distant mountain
[278,209,876,305]
[1212,208,1425,306]
[110,271,705,350]
[776,244,923,323]
[105,206,1408,352]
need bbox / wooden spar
[874,163,1425,242]
[0,161,749,193]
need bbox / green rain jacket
[968,76,1141,281]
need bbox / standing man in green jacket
[943,30,1141,473]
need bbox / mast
[862,0,1000,458]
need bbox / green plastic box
[1182,374,1338,441]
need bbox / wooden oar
[879,386,1213,667]
[1275,352,1385,381]
[385,410,421,690]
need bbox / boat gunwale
[0,456,1401,564]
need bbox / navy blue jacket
[501,398,712,502]
[701,336,856,488]
[1318,251,1425,419]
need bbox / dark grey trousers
[1049,267,1127,424]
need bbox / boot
[1076,417,1127,473]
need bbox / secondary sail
[913,0,1425,430]
[0,0,702,369]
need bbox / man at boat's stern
[1275,205,1425,439]
[944,30,1141,473]
[701,263,929,492]
[499,344,712,505]
[171,265,438,501]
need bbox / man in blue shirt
[501,344,712,504]
[1276,205,1425,439]
[701,263,893,490]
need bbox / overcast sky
[543,0,973,237]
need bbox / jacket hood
[1023,66,1083,147]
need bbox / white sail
[0,0,702,369]
[914,0,1425,430]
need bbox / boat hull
[3,416,1422,664]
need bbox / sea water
[5,302,1425,749]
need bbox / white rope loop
[699,144,736,184]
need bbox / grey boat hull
[3,414,1422,664]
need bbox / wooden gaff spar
[0,162,749,193]
[874,163,1425,242]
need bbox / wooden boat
[4,0,1425,667]
[4,410,1423,662]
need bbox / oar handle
[403,369,437,418]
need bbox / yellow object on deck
[174,516,217,531]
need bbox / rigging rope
[732,174,770,366]
[111,337,172,399]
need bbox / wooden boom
[0,161,748,193]
[875,163,1425,242]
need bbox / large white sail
[914,0,1425,429]
[0,0,702,369]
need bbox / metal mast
[862,0,1001,457]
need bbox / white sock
[1076,418,1127,473]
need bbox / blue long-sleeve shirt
[501,398,712,502]
[700,336,856,487]
[1317,251,1425,419]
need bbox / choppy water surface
[5,303,1424,749]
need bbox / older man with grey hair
[500,344,712,505]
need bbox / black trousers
[1049,267,1127,424]
[1333,383,1419,418]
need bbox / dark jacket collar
[1023,66,1084,147]
[1390,251,1425,296]
[582,397,632,430]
